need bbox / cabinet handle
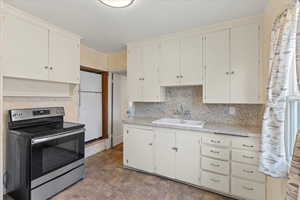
[231,71,235,75]
[210,150,220,154]
[242,169,254,174]
[225,72,229,75]
[210,139,221,144]
[172,147,178,152]
[176,75,180,79]
[242,144,254,148]
[210,163,220,167]
[50,67,53,70]
[180,75,183,78]
[210,178,220,183]
[242,155,254,159]
[148,143,153,146]
[242,186,254,191]
[44,66,49,69]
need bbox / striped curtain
[259,2,299,178]
[287,133,300,200]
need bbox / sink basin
[152,118,205,128]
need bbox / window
[287,56,300,162]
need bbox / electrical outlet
[229,106,236,115]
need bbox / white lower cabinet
[201,171,230,193]
[231,177,266,200]
[154,129,176,178]
[175,131,201,185]
[123,126,154,173]
[124,125,266,200]
[154,129,201,185]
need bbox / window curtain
[259,1,299,178]
[287,133,300,200]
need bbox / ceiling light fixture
[98,0,135,8]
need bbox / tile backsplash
[134,86,264,127]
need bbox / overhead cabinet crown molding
[1,4,81,84]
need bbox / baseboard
[85,139,108,158]
[113,135,123,147]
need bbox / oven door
[31,129,85,181]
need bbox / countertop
[123,117,262,138]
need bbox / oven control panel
[10,107,65,122]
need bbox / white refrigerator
[79,71,102,142]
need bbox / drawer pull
[242,155,254,159]
[210,139,221,144]
[172,147,178,152]
[210,178,220,183]
[242,144,254,148]
[243,169,254,174]
[210,150,220,154]
[210,163,220,167]
[242,186,254,191]
[148,143,153,146]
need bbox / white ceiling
[5,0,268,52]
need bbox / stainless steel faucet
[174,104,191,121]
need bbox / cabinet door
[3,14,49,80]
[49,31,80,84]
[175,131,201,185]
[180,35,203,86]
[142,43,161,102]
[154,129,176,178]
[123,127,154,173]
[127,47,143,102]
[160,38,181,86]
[230,24,260,103]
[204,29,230,103]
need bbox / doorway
[112,73,128,147]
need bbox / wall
[80,44,108,71]
[135,86,263,127]
[108,51,127,69]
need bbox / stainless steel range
[6,107,85,200]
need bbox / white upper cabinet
[3,14,49,81]
[127,16,262,104]
[142,43,162,101]
[49,31,80,84]
[159,35,203,86]
[204,23,261,104]
[127,47,143,102]
[204,29,230,103]
[160,38,181,86]
[230,24,260,103]
[2,5,81,84]
[127,42,165,102]
[180,35,203,86]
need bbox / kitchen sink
[152,118,205,128]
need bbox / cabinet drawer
[201,171,229,193]
[232,137,260,151]
[232,162,265,182]
[231,177,266,200]
[232,150,259,165]
[202,135,231,147]
[202,157,229,175]
[202,145,230,161]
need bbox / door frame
[80,66,109,142]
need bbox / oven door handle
[31,128,85,145]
